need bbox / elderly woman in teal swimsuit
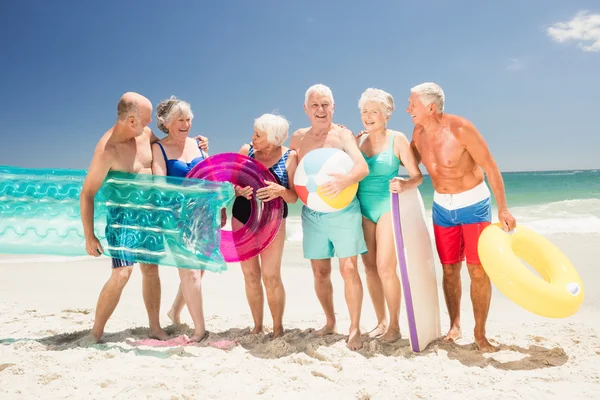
[151,97,210,342]
[357,88,423,342]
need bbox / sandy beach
[1,227,599,399]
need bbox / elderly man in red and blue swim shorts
[406,82,517,352]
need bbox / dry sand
[1,233,599,399]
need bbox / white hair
[304,84,335,106]
[358,88,395,117]
[254,113,290,146]
[156,96,194,134]
[410,82,445,113]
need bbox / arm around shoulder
[289,129,307,151]
[394,131,423,189]
[238,143,251,156]
[341,129,369,183]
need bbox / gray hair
[254,113,290,146]
[156,96,194,134]
[358,88,395,117]
[117,98,139,121]
[410,82,444,113]
[304,84,335,107]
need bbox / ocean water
[285,169,600,242]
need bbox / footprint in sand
[0,364,16,372]
[61,309,92,315]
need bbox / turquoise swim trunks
[301,198,367,259]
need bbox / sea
[284,169,600,243]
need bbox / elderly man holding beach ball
[290,83,369,351]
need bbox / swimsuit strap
[195,138,207,160]
[156,142,169,164]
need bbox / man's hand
[498,208,516,231]
[85,235,104,257]
[235,185,253,199]
[321,172,351,198]
[389,177,410,193]
[256,180,284,202]
[194,135,209,152]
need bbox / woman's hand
[256,180,285,202]
[235,185,253,199]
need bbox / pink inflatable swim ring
[187,153,284,262]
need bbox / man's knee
[442,263,462,278]
[111,266,133,286]
[339,257,359,281]
[466,263,488,280]
[311,259,331,281]
[139,263,159,277]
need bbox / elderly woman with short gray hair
[231,113,299,338]
[356,88,423,343]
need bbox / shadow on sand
[0,326,568,370]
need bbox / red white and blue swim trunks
[432,181,492,265]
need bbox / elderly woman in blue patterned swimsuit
[357,88,423,342]
[231,114,299,338]
[151,97,210,342]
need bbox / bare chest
[110,137,154,175]
[298,134,343,161]
[418,129,463,167]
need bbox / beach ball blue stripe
[304,148,339,175]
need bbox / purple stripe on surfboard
[392,192,419,352]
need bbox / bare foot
[347,329,363,351]
[380,328,401,343]
[149,328,169,341]
[250,326,264,335]
[366,321,388,338]
[443,325,462,342]
[475,336,498,352]
[187,331,208,343]
[167,310,180,326]
[313,324,336,337]
[75,333,101,347]
[272,327,284,339]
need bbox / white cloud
[547,11,600,52]
[506,58,524,71]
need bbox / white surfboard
[391,188,441,352]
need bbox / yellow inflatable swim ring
[478,223,584,318]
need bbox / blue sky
[1,0,598,172]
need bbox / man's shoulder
[332,124,354,139]
[411,125,425,139]
[291,127,310,138]
[446,114,477,139]
[446,114,473,129]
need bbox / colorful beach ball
[294,148,358,213]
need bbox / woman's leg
[178,268,206,342]
[361,217,388,337]
[375,212,402,342]
[259,222,287,338]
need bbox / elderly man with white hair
[230,113,299,339]
[290,84,369,351]
[407,82,516,352]
[355,88,423,343]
